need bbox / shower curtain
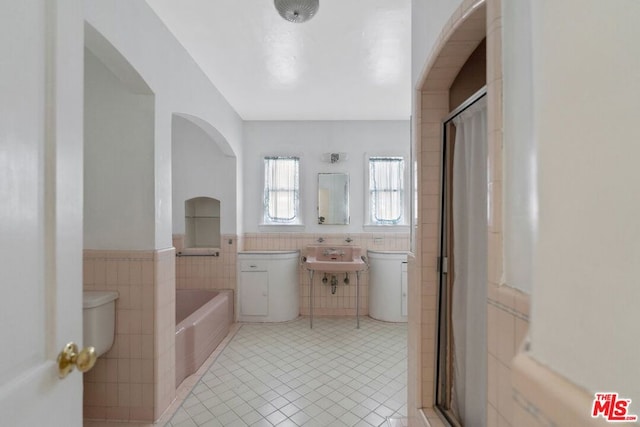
[451,97,487,427]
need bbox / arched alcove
[174,113,236,157]
[171,114,237,243]
[184,196,221,248]
[83,22,156,250]
[85,22,153,95]
[171,113,238,300]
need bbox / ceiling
[146,0,411,121]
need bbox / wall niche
[185,197,220,248]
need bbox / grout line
[487,297,529,322]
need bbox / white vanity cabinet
[237,251,299,322]
[368,250,409,322]
[239,262,269,316]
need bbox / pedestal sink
[304,245,366,272]
[303,245,368,329]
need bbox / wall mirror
[318,173,349,225]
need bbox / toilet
[83,291,119,357]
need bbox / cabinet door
[401,262,408,317]
[240,271,269,316]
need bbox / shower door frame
[435,87,487,427]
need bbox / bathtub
[175,289,233,386]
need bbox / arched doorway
[408,0,504,425]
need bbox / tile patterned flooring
[166,317,407,427]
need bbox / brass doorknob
[57,342,97,378]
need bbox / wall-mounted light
[322,152,348,164]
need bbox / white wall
[502,0,535,294]
[172,115,237,236]
[84,49,156,250]
[85,0,244,248]
[243,121,410,234]
[411,0,463,88]
[529,0,640,402]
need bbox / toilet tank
[83,291,119,357]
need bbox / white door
[0,1,84,426]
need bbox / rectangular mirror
[318,173,349,225]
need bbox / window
[263,156,300,224]
[368,156,405,225]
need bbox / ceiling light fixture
[274,0,319,23]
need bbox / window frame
[365,154,408,228]
[261,155,303,227]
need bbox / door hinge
[441,256,448,274]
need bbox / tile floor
[165,317,408,427]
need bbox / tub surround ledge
[512,353,606,427]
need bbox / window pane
[264,156,300,223]
[369,157,404,224]
[268,191,296,221]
